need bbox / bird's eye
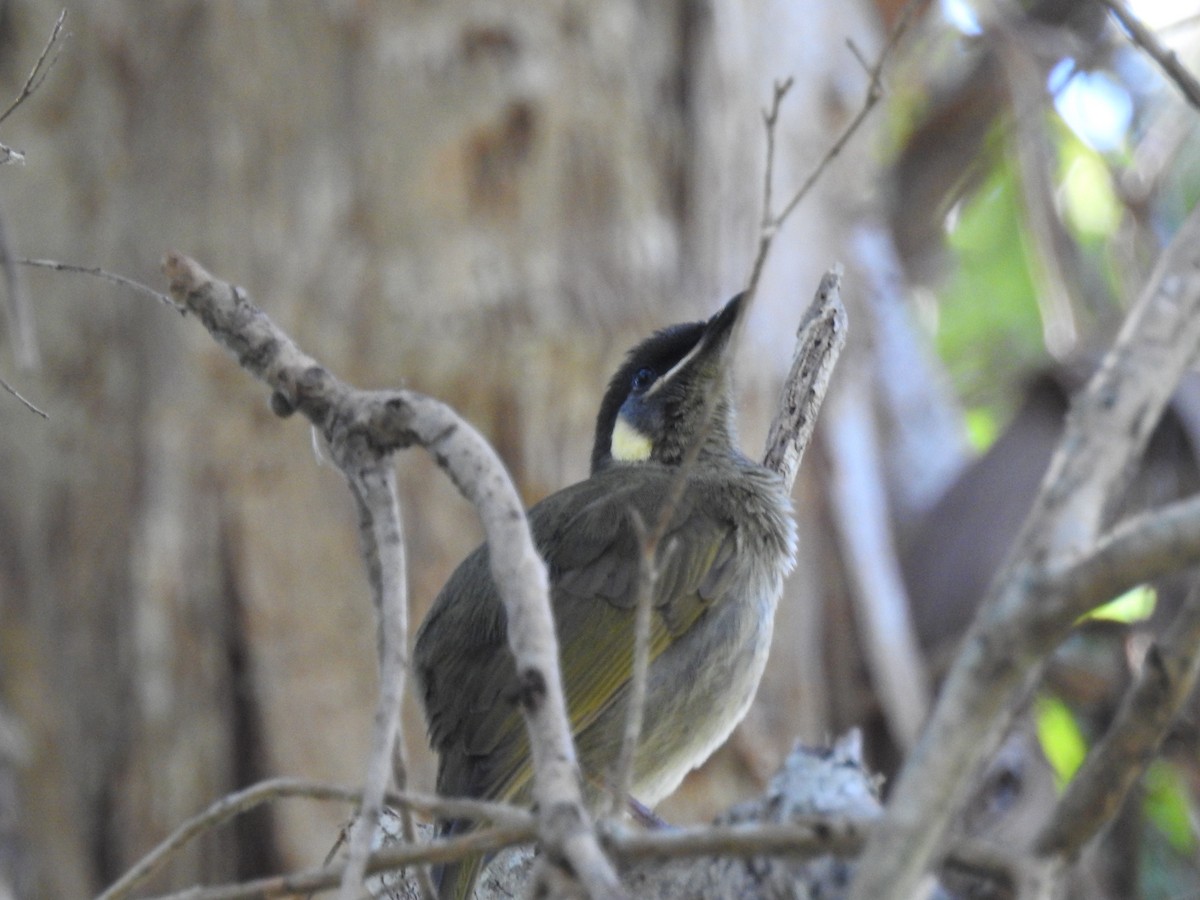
[631,367,656,394]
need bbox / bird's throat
[611,416,653,462]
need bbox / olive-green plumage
[414,295,796,899]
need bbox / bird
[413,294,797,898]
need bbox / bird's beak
[695,291,744,362]
[646,293,745,398]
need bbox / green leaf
[964,407,999,452]
[1144,759,1197,855]
[1036,695,1088,788]
[1080,584,1157,624]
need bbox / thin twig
[768,0,925,234]
[135,808,1022,900]
[760,77,794,234]
[0,8,67,127]
[18,258,183,312]
[610,817,867,862]
[0,373,47,418]
[1099,0,1200,110]
[999,33,1081,357]
[338,467,431,900]
[746,0,925,304]
[97,776,533,900]
[607,510,671,819]
[146,823,536,900]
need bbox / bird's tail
[431,819,485,900]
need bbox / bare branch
[0,9,67,128]
[850,186,1200,900]
[1099,0,1200,110]
[137,812,1023,900]
[0,373,47,419]
[744,0,924,319]
[1041,493,1200,618]
[605,509,662,819]
[97,777,533,900]
[18,258,182,312]
[338,466,429,900]
[766,0,925,236]
[999,33,1082,357]
[1035,578,1200,859]
[611,817,866,862]
[759,77,795,235]
[147,823,536,900]
[762,268,847,488]
[161,253,623,900]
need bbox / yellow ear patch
[611,416,653,462]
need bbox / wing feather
[413,464,735,804]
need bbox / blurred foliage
[1057,133,1123,241]
[963,405,999,451]
[1143,760,1197,855]
[1141,760,1200,897]
[935,150,1045,427]
[932,117,1134,445]
[1080,584,1158,624]
[913,11,1200,886]
[1036,694,1088,789]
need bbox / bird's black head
[590,294,744,472]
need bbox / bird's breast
[632,570,780,805]
[574,469,796,807]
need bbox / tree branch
[0,373,47,419]
[1042,492,1200,619]
[97,777,532,900]
[18,258,182,312]
[762,268,847,487]
[605,508,663,819]
[338,466,430,900]
[0,8,67,166]
[1034,578,1200,859]
[1099,0,1200,110]
[161,253,623,900]
[148,823,536,900]
[0,9,67,128]
[849,200,1200,900]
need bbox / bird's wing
[415,467,735,804]
[547,471,736,734]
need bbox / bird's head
[591,294,744,472]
